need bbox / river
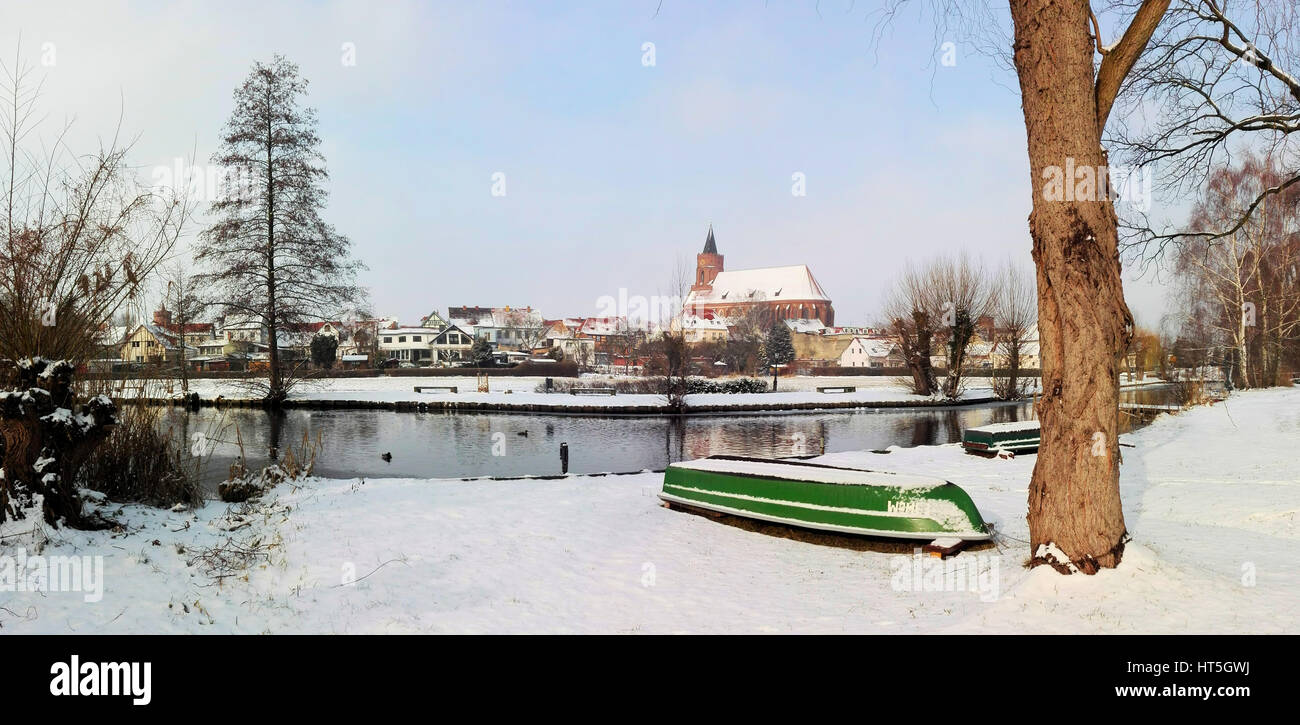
[158,384,1177,492]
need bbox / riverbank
[3,385,1292,634]
[120,374,1169,415]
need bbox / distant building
[682,225,835,326]
[121,324,194,365]
[377,327,441,365]
[837,337,903,368]
[447,306,544,351]
[679,315,729,344]
[375,323,476,366]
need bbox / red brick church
[683,225,835,326]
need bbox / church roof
[702,225,717,255]
[685,265,831,306]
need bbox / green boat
[961,420,1040,456]
[659,455,992,541]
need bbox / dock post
[560,442,569,474]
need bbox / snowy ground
[4,385,1290,634]
[127,374,1013,409]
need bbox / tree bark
[1010,0,1145,573]
[264,84,284,406]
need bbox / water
[159,386,1176,493]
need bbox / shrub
[76,400,202,509]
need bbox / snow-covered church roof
[686,265,831,306]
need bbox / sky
[5,0,1178,328]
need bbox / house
[431,324,474,364]
[377,327,441,365]
[837,337,903,368]
[219,315,269,344]
[151,306,214,347]
[679,315,729,344]
[538,319,594,365]
[120,324,195,365]
[375,324,476,366]
[990,339,1041,369]
[449,306,545,351]
[189,337,257,371]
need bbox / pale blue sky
[7,0,1173,327]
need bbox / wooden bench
[816,386,857,393]
[413,385,458,394]
[570,387,616,396]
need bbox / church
[683,225,835,326]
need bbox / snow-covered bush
[0,358,117,527]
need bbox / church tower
[692,224,724,293]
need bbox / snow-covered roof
[784,318,828,334]
[137,323,182,350]
[844,337,897,358]
[580,317,628,336]
[380,327,441,336]
[491,308,543,328]
[685,265,830,306]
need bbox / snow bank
[3,387,1294,634]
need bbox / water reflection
[160,385,1173,494]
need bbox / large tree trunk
[1010,0,1136,573]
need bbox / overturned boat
[961,420,1040,456]
[659,455,992,542]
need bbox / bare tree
[990,260,1038,400]
[194,55,365,406]
[882,262,940,396]
[0,51,188,527]
[1172,153,1300,387]
[722,303,767,373]
[930,254,993,398]
[882,255,989,398]
[160,261,207,393]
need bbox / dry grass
[75,397,202,509]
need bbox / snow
[4,386,1296,634]
[969,420,1041,434]
[129,375,1006,409]
[671,456,953,489]
[685,265,831,306]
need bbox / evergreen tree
[195,55,364,405]
[764,321,795,369]
[310,334,338,369]
[470,337,495,366]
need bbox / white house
[679,315,729,344]
[837,337,901,368]
[378,327,441,364]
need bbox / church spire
[702,224,717,255]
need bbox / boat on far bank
[961,420,1041,456]
[658,455,992,542]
